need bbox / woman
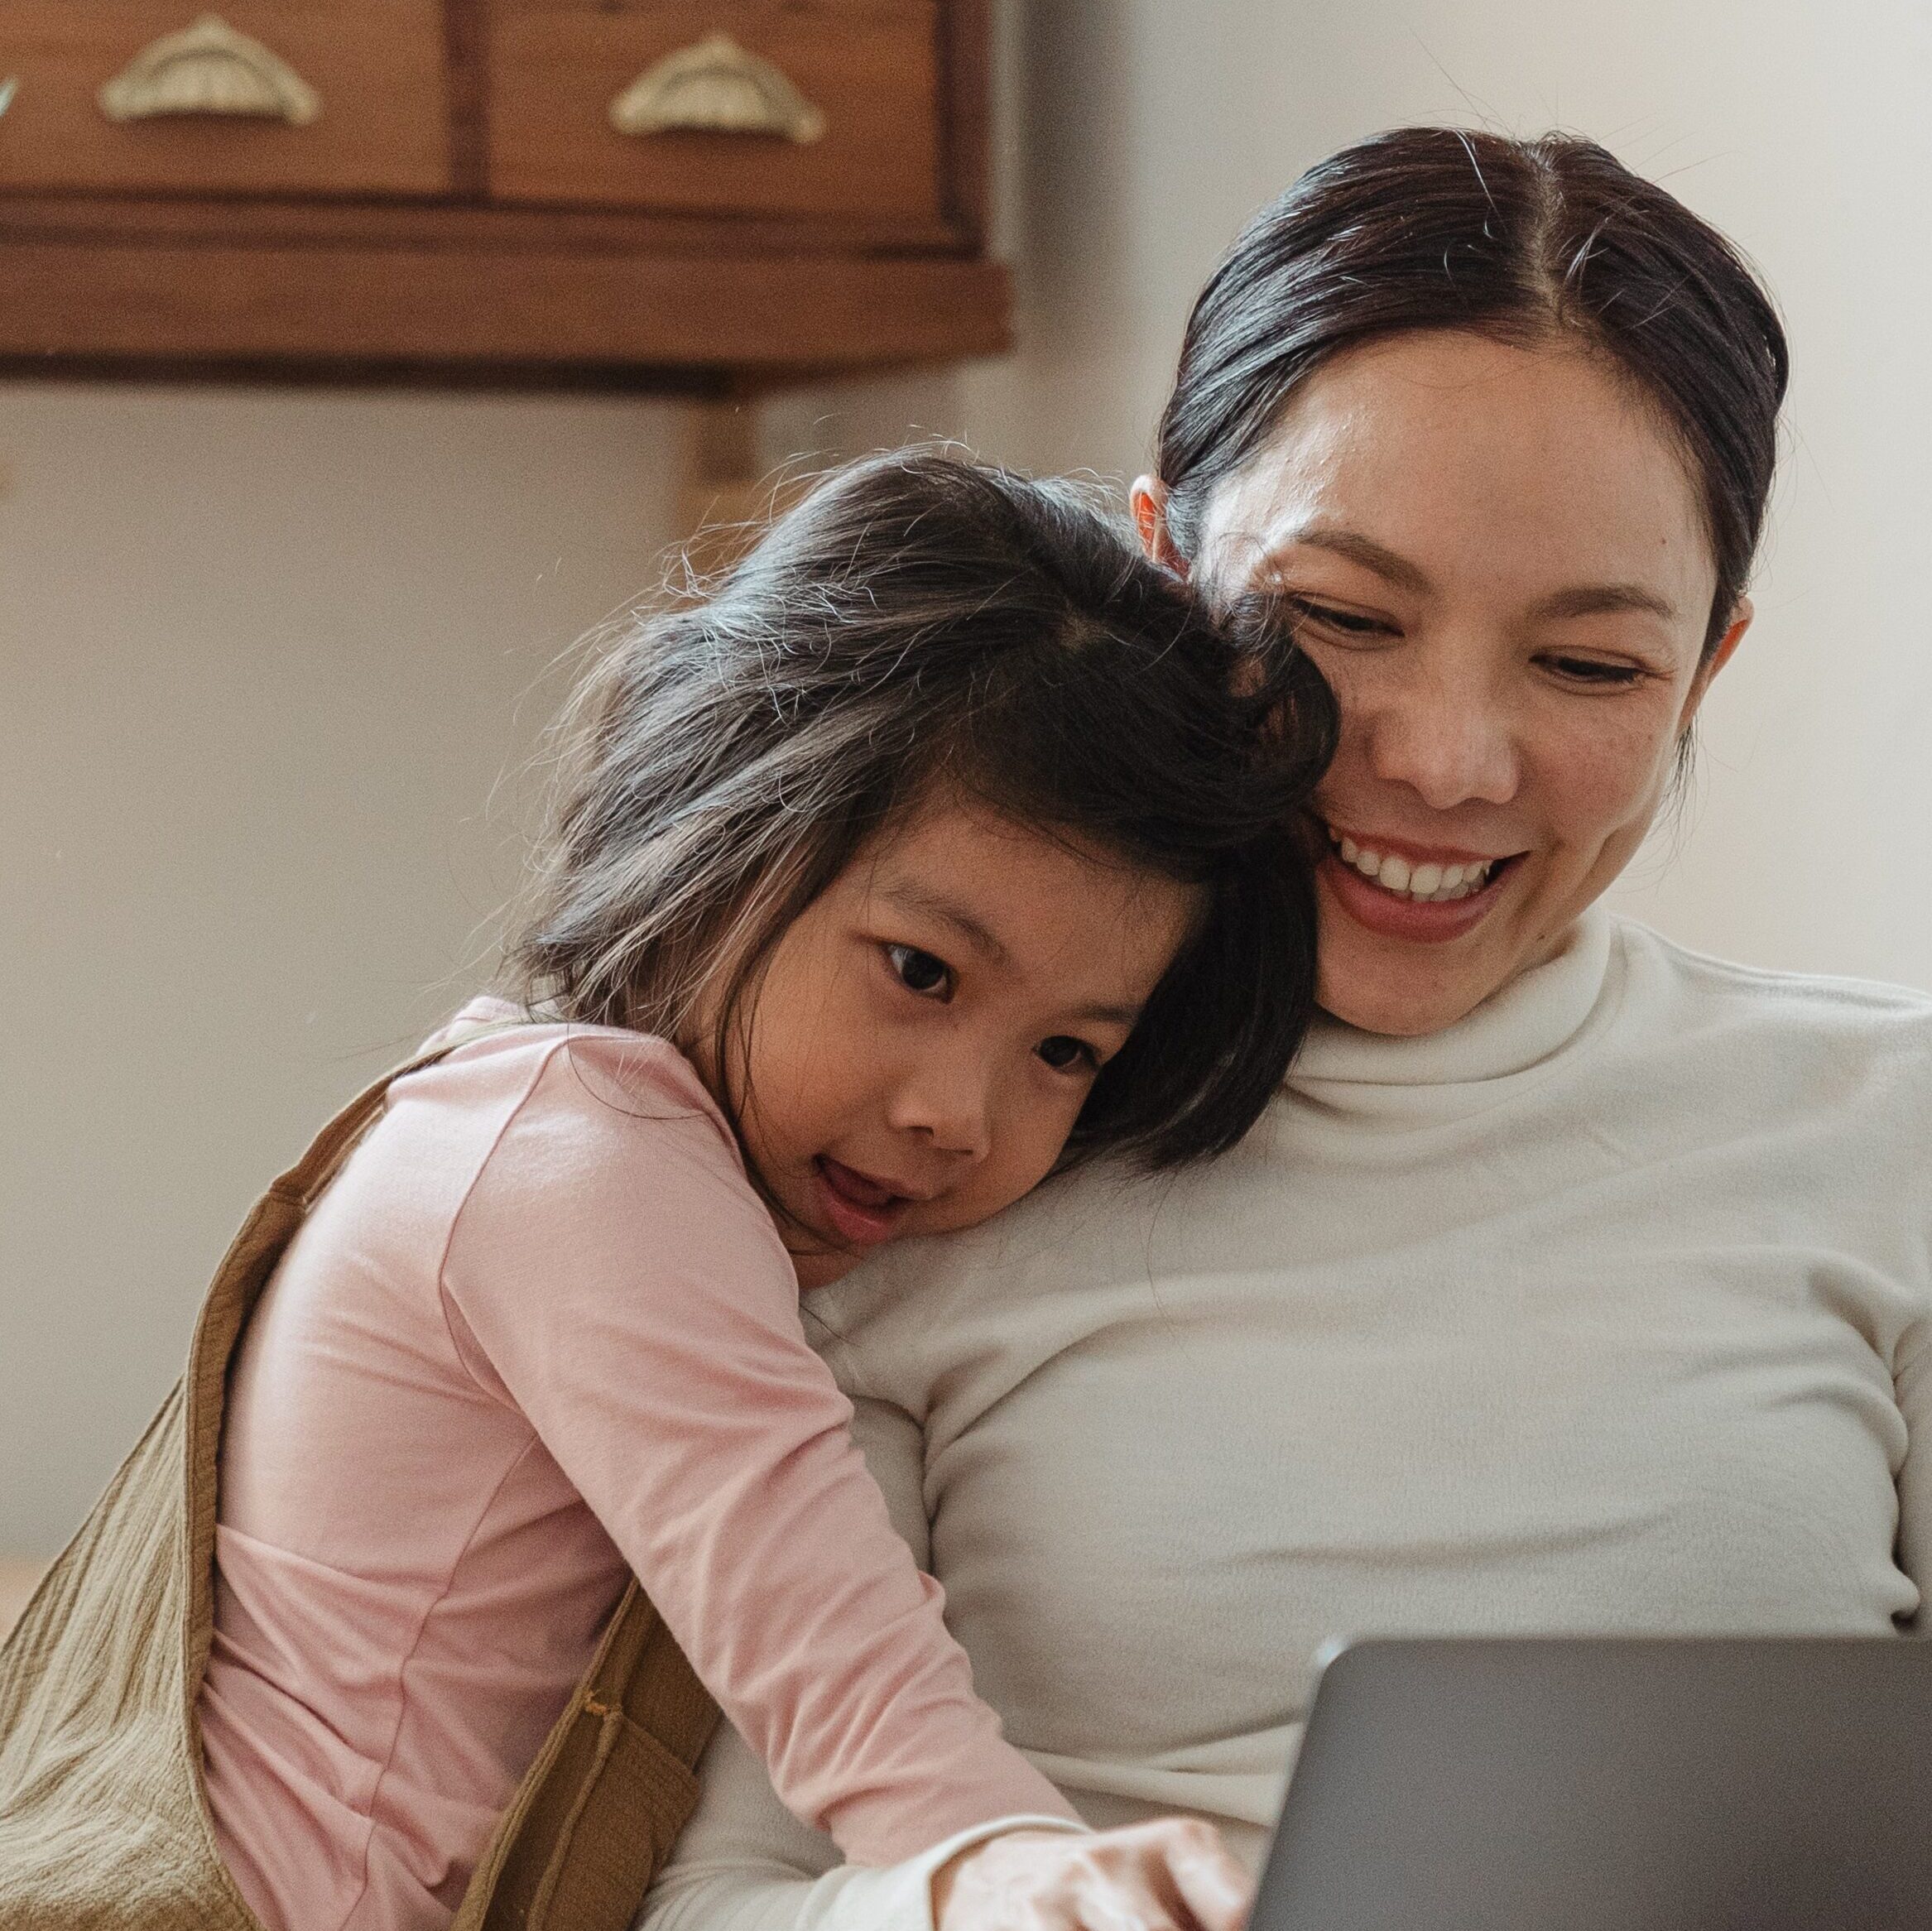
[637,128,1932,1931]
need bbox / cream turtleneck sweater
[639,910,1932,1931]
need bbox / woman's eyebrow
[1531,582,1678,622]
[1268,529,1677,622]
[1268,526,1434,595]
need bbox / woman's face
[1142,330,1751,1037]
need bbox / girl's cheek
[975,1096,1051,1200]
[1033,1088,1091,1175]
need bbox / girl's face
[1141,330,1752,1038]
[714,797,1198,1289]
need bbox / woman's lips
[1319,845,1517,944]
[811,1156,912,1247]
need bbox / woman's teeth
[1329,829,1497,903]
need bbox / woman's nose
[1361,659,1521,810]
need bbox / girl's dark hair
[1157,127,1790,656]
[507,450,1337,1171]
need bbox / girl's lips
[1319,846,1517,944]
[811,1156,911,1247]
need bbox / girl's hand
[931,1819,1253,1931]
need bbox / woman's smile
[1318,819,1522,943]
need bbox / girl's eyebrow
[878,883,1012,968]
[878,883,1146,1029]
[1069,997,1145,1029]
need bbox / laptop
[1250,1635,1932,1931]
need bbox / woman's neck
[1296,909,1617,1102]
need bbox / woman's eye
[1541,656,1646,688]
[1036,1035,1099,1074]
[1286,598,1401,641]
[883,944,954,999]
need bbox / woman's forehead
[1197,332,1716,614]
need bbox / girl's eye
[1036,1035,1099,1074]
[883,944,954,999]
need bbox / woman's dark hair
[507,449,1337,1172]
[1156,127,1790,656]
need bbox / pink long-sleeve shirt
[199,1005,1074,1931]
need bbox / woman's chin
[1313,867,1521,1036]
[1317,972,1492,1038]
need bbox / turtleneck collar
[1288,906,1622,1117]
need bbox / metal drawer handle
[609,32,824,144]
[99,12,320,125]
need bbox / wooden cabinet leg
[679,395,767,569]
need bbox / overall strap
[243,1016,719,1931]
[0,1013,580,1931]
[182,1017,544,1752]
[454,1581,718,1931]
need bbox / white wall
[2,387,684,1548]
[7,0,1932,1551]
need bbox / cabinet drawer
[0,3,451,199]
[486,2,940,223]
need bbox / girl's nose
[1362,656,1521,810]
[887,1049,993,1164]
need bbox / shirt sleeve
[435,1030,1080,1864]
[642,1726,1077,1931]
[636,1396,1085,1931]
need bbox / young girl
[195,453,1335,1930]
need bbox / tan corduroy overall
[0,1027,719,1930]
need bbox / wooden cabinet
[487,2,943,224]
[0,0,1006,387]
[0,3,452,199]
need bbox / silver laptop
[1251,1635,1932,1931]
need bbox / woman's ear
[1707,595,1753,679]
[1682,594,1753,728]
[1130,476,1189,579]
